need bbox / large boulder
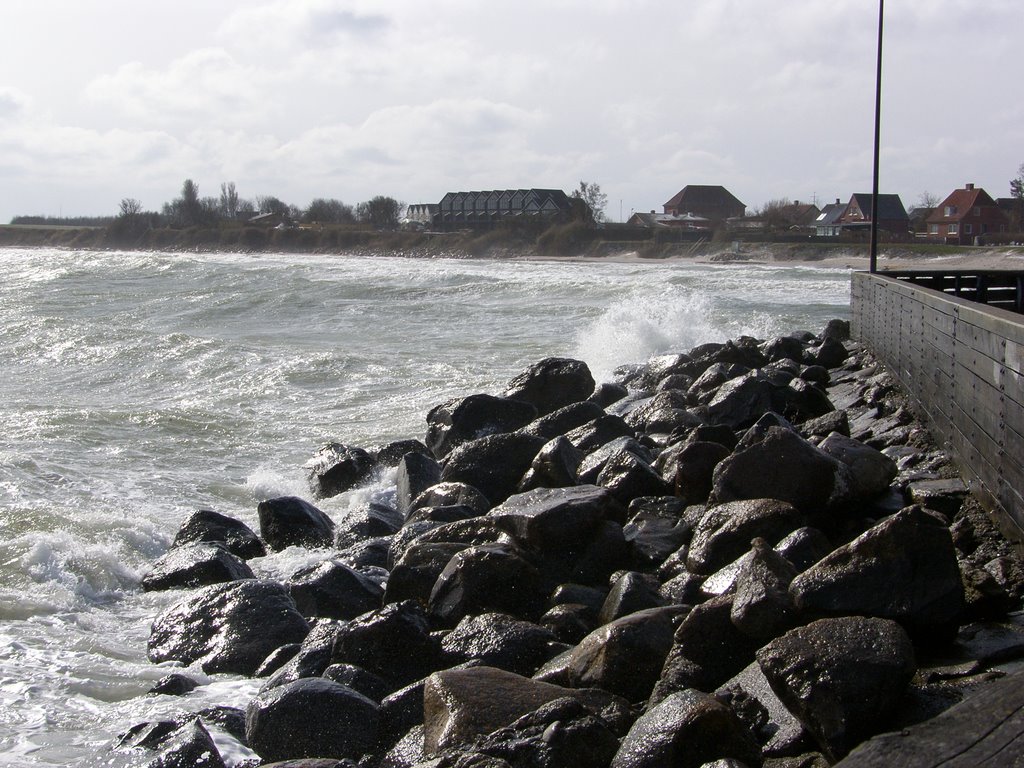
[286,560,384,620]
[687,498,806,575]
[487,485,616,552]
[170,509,266,559]
[563,414,634,455]
[305,442,377,500]
[504,357,596,416]
[756,616,916,761]
[395,451,442,515]
[383,541,467,605]
[595,450,674,505]
[534,605,687,703]
[440,432,546,507]
[817,431,897,500]
[520,400,606,441]
[730,537,799,642]
[245,678,379,763]
[428,542,548,626]
[518,435,584,491]
[710,427,852,514]
[141,543,254,592]
[148,580,310,675]
[789,506,966,640]
[258,496,335,551]
[425,394,538,458]
[409,481,491,516]
[333,502,402,549]
[422,666,630,755]
[440,612,560,676]
[670,441,733,505]
[622,497,691,569]
[330,600,438,692]
[610,689,763,768]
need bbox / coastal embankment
[109,322,1024,766]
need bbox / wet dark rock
[717,662,810,757]
[671,441,733,505]
[906,477,969,519]
[688,363,752,404]
[261,619,340,690]
[404,503,479,526]
[799,364,830,386]
[428,543,548,627]
[246,678,379,763]
[650,595,762,704]
[790,506,966,641]
[520,400,606,442]
[730,538,799,642]
[576,437,655,485]
[735,412,797,451]
[763,335,808,365]
[659,571,706,606]
[623,497,691,568]
[503,357,596,416]
[590,381,629,408]
[611,688,763,768]
[822,318,850,342]
[148,673,199,697]
[171,509,266,560]
[440,432,546,507]
[422,666,630,756]
[756,616,916,761]
[333,501,403,549]
[148,580,310,676]
[624,390,701,434]
[773,527,832,573]
[813,337,849,369]
[409,481,491,517]
[395,452,442,515]
[371,438,431,468]
[258,496,335,551]
[321,663,389,703]
[632,353,694,390]
[710,428,851,514]
[331,601,438,692]
[549,583,607,614]
[705,373,792,431]
[817,432,897,500]
[152,718,227,767]
[517,436,583,491]
[539,603,598,645]
[687,498,806,575]
[255,643,301,679]
[596,449,674,505]
[800,409,849,440]
[335,536,391,571]
[141,543,254,592]
[563,414,635,455]
[535,605,687,703]
[426,394,538,459]
[286,560,384,620]
[306,443,377,500]
[487,485,618,553]
[440,612,560,676]
[383,542,467,605]
[599,571,667,623]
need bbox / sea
[0,247,854,765]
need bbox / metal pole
[870,0,884,272]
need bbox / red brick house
[837,193,909,237]
[926,184,1009,244]
[663,185,746,223]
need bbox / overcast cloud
[1,0,1020,223]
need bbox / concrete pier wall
[851,271,1024,539]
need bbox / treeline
[10,214,114,227]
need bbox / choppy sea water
[0,248,853,765]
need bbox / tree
[255,195,291,217]
[119,197,142,219]
[356,196,401,229]
[220,182,239,219]
[571,181,608,224]
[1011,164,1024,233]
[305,198,355,224]
[758,198,795,231]
[916,191,940,210]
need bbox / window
[944,205,957,217]
[929,224,939,235]
[948,223,959,235]
[965,224,973,235]
[973,206,981,217]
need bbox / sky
[1,0,1021,224]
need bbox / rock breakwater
[108,320,1024,767]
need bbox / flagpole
[870,0,884,273]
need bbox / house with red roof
[663,185,746,223]
[926,184,1009,244]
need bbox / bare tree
[220,182,239,219]
[572,181,608,223]
[356,196,401,228]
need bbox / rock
[717,662,810,757]
[688,363,751,404]
[331,600,438,692]
[336,537,391,571]
[395,452,442,515]
[258,496,335,551]
[148,673,199,696]
[710,428,851,514]
[632,353,694,390]
[906,477,969,518]
[534,605,687,703]
[333,502,403,548]
[383,542,467,605]
[650,595,762,704]
[687,498,806,575]
[576,437,654,485]
[322,664,389,703]
[487,485,616,552]
[596,450,674,505]
[730,538,799,641]
[599,571,667,623]
[549,583,607,614]
[610,689,762,768]
[799,364,831,386]
[422,666,630,755]
[440,432,545,507]
[245,678,379,763]
[503,357,596,416]
[672,441,733,505]
[150,718,226,767]
[405,503,479,526]
[141,543,254,592]
[763,335,807,365]
[563,414,635,455]
[624,390,701,434]
[623,497,691,568]
[774,527,832,573]
[461,696,621,768]
[800,410,849,440]
[520,400,607,442]
[261,619,339,690]
[813,337,849,369]
[590,382,629,408]
[440,613,560,676]
[286,560,384,620]
[756,616,916,761]
[409,481,491,516]
[425,394,537,459]
[539,603,598,645]
[428,543,548,626]
[817,432,897,500]
[148,580,309,676]
[171,509,266,559]
[517,436,583,491]
[790,506,966,641]
[255,643,301,679]
[306,442,377,500]
[371,438,431,468]
[822,319,850,342]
